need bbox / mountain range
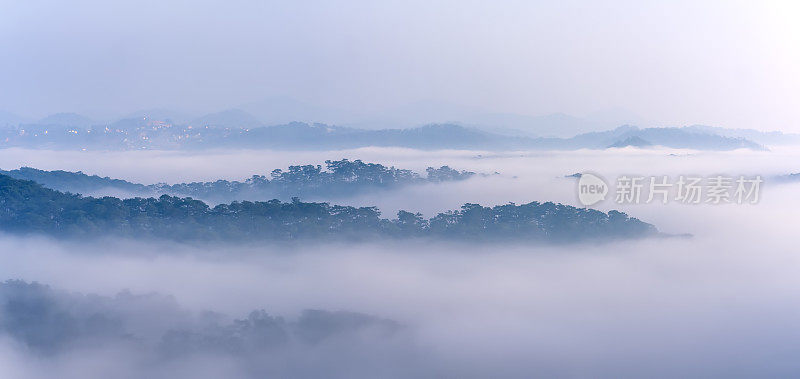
[0,120,769,151]
[1,105,794,151]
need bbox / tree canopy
[0,174,657,243]
[1,159,477,203]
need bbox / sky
[1,0,799,131]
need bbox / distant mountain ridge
[0,111,27,128]
[5,103,798,147]
[190,108,265,129]
[0,106,776,151]
[682,125,800,145]
[560,125,765,150]
[0,120,767,151]
[608,136,652,148]
[33,112,95,128]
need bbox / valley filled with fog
[6,1,800,377]
[2,147,799,378]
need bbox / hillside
[0,159,477,202]
[0,174,658,242]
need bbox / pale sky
[1,0,799,131]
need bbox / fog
[4,1,799,375]
[1,148,799,377]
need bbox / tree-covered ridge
[0,159,477,203]
[0,174,657,242]
[165,159,476,201]
[0,166,148,194]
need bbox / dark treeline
[0,174,657,242]
[0,159,477,203]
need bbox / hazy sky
[1,0,799,131]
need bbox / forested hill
[0,159,477,203]
[0,174,657,243]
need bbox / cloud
[0,147,798,376]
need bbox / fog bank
[0,148,798,377]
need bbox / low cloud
[0,147,798,377]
